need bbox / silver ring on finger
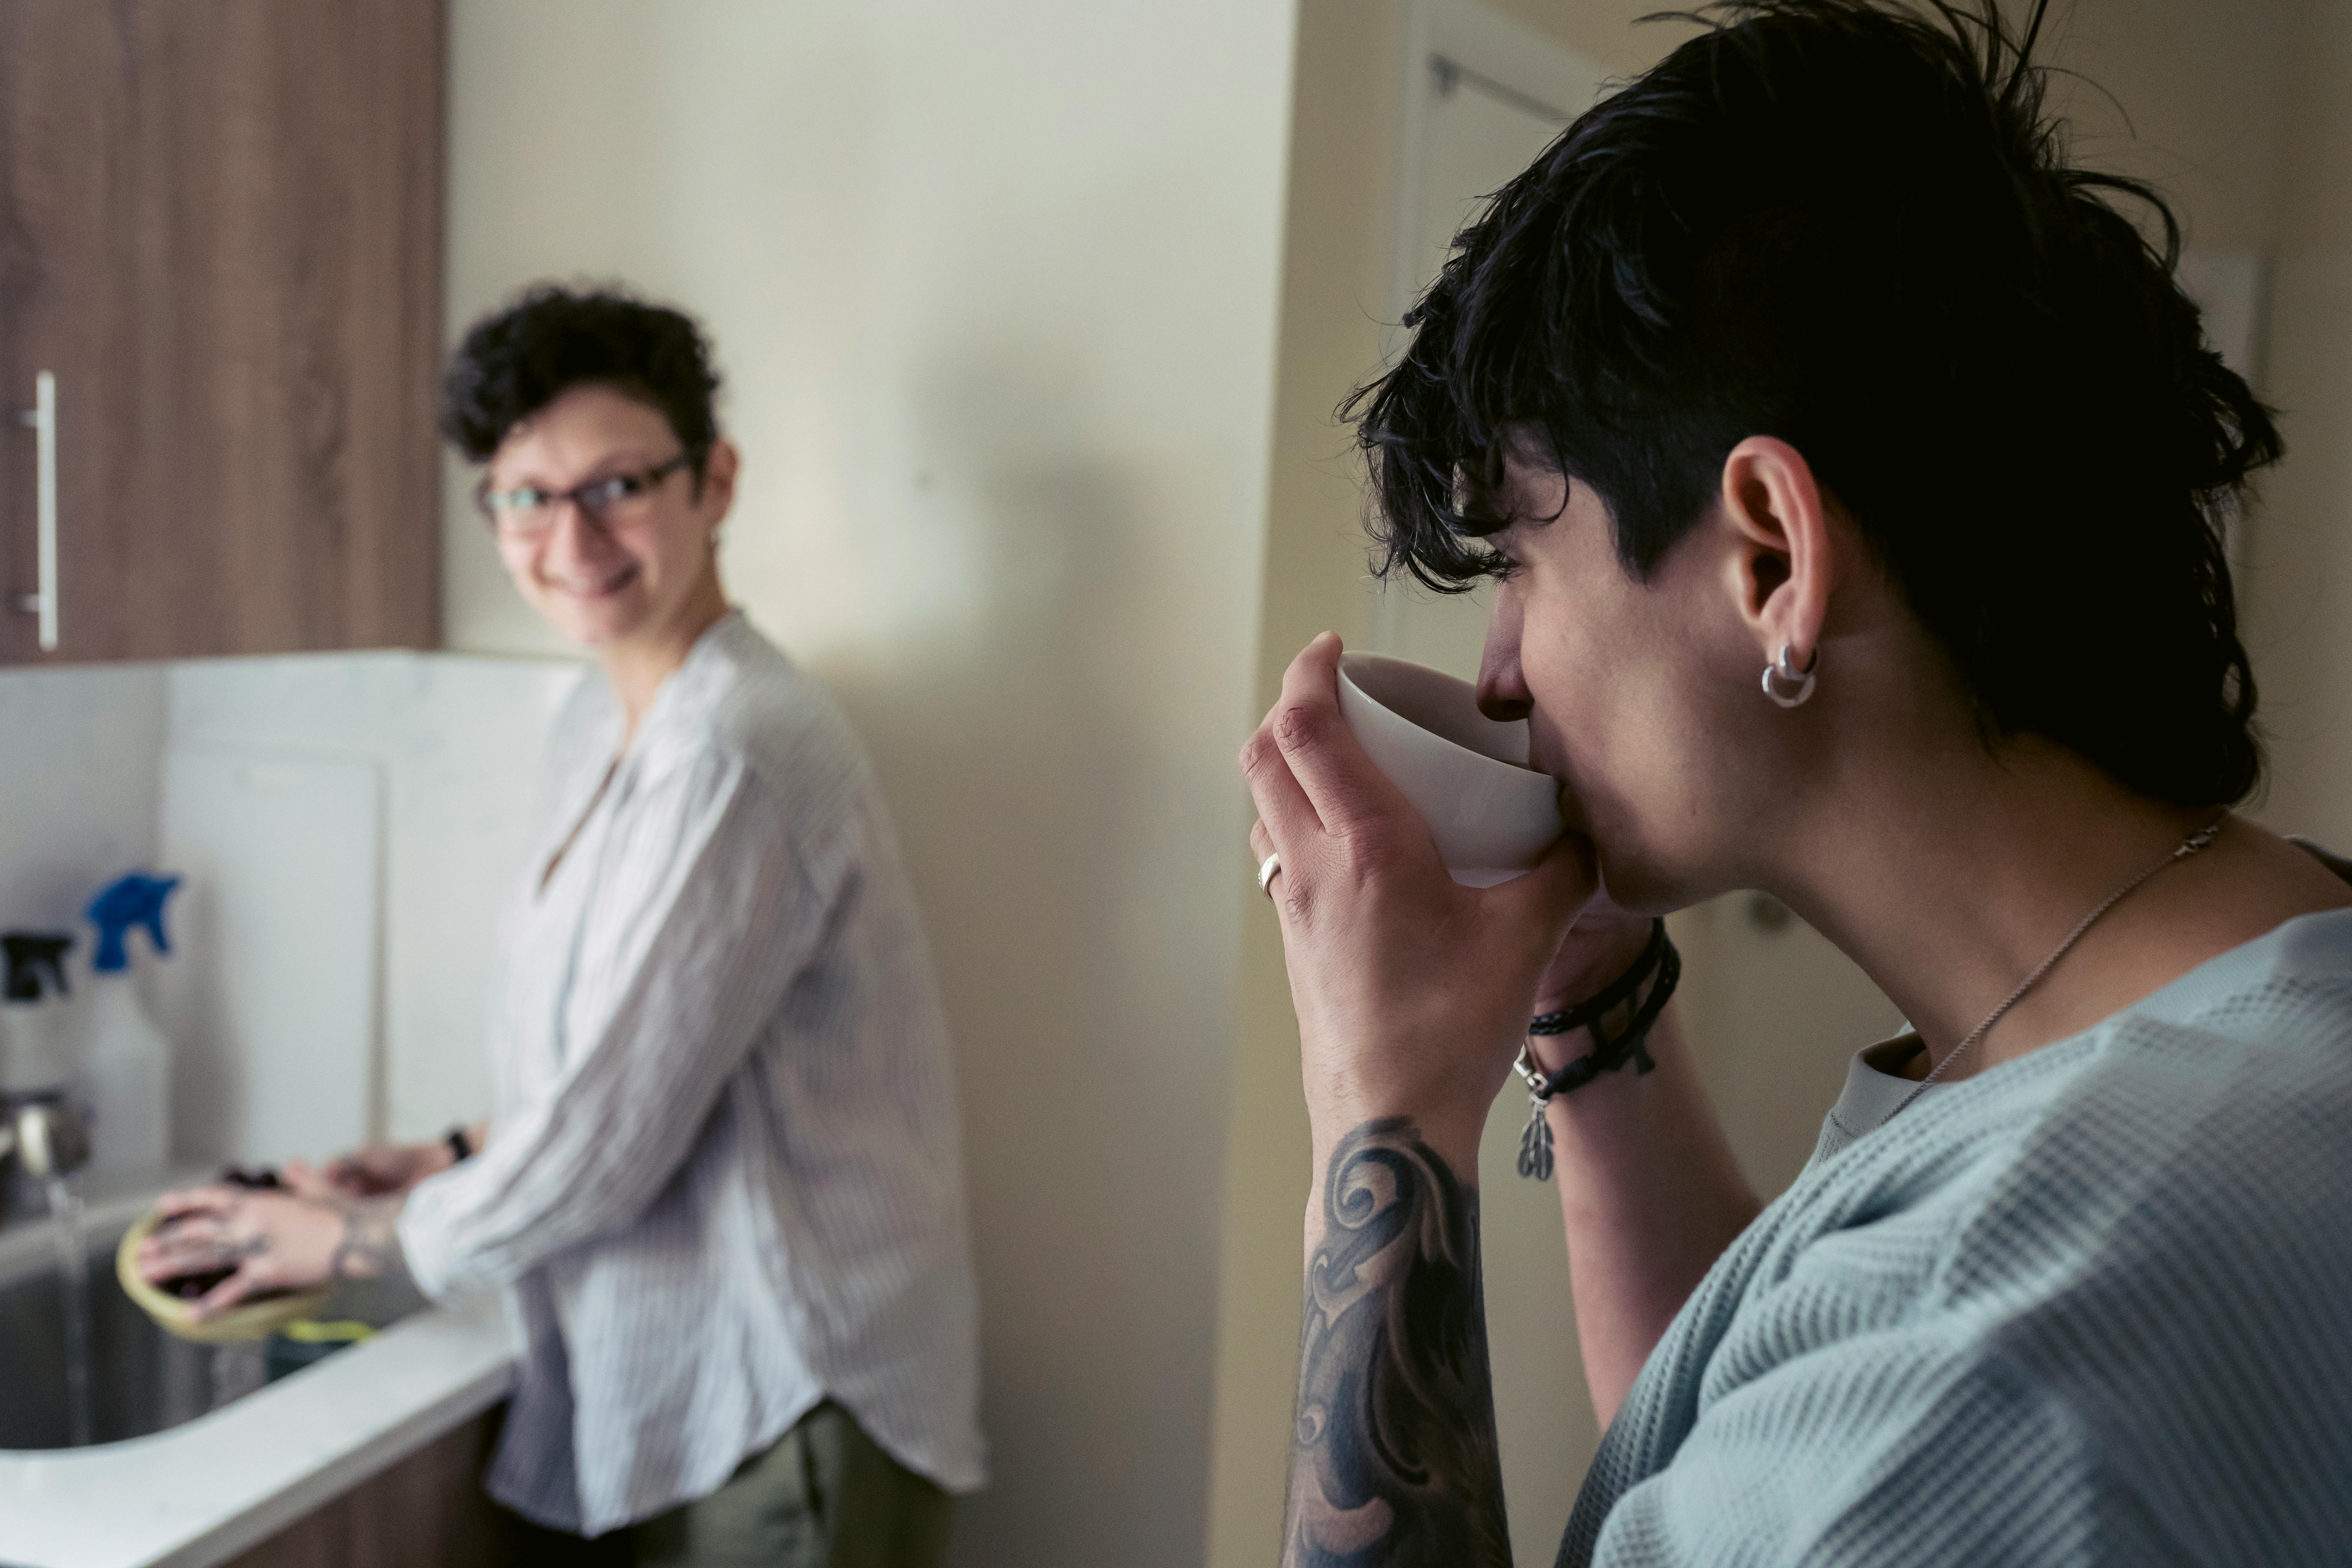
[1257,851,1283,898]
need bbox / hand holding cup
[1241,633,1599,1174]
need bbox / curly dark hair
[440,284,723,472]
[1347,0,2279,808]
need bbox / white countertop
[0,1182,516,1568]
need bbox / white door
[1365,5,1599,684]
[1372,8,1902,1563]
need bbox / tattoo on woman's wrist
[1284,1116,1510,1568]
[326,1198,405,1281]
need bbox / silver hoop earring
[1761,642,1818,708]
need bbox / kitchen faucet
[3,1099,92,1178]
[0,1097,91,1219]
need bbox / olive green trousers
[628,1402,955,1568]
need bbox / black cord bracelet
[445,1124,475,1164]
[1527,918,1670,1038]
[1513,919,1682,1181]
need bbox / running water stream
[47,1175,93,1447]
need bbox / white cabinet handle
[17,370,56,651]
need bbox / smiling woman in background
[137,287,984,1567]
[1245,3,2352,1565]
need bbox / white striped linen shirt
[399,612,985,1536]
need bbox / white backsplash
[0,651,581,1166]
[158,744,382,1165]
[0,665,168,933]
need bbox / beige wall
[1202,2,1398,1559]
[1211,2,2334,1563]
[441,4,1296,1563]
[2244,0,2352,846]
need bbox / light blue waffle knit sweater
[1559,903,2352,1566]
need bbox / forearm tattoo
[327,1198,406,1281]
[1283,1117,1510,1568]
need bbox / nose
[1476,581,1532,723]
[542,497,621,566]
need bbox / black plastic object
[0,931,74,1002]
[266,1329,361,1383]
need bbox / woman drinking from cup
[1245,4,2352,1565]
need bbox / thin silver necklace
[1890,818,2228,1119]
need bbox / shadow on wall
[158,873,239,1162]
[805,345,1241,1566]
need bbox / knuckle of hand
[1320,818,1387,873]
[1272,702,1327,752]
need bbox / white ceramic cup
[1335,652,1564,886]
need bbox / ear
[1715,436,1831,671]
[696,439,742,526]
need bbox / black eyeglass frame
[474,450,699,534]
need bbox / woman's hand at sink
[284,1118,486,1201]
[135,1184,403,1321]
[285,1139,454,1200]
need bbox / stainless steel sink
[0,1187,426,1451]
[0,1203,218,1449]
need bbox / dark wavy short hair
[440,284,723,473]
[1347,0,2279,808]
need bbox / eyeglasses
[476,452,695,537]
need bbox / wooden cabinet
[0,0,444,665]
[222,1405,514,1568]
